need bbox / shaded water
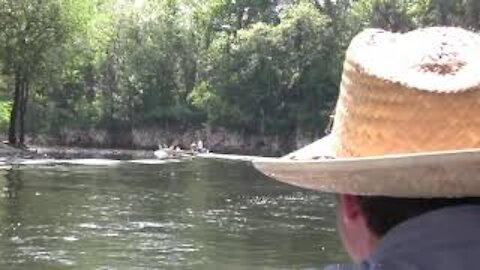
[0,159,347,269]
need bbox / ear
[337,194,374,262]
[338,194,363,224]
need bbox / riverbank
[0,142,39,158]
[30,146,157,160]
[24,127,324,157]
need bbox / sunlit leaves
[190,1,335,134]
[2,0,480,144]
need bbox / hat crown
[332,27,480,157]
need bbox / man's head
[336,194,480,262]
[253,26,480,262]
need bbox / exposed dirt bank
[25,127,323,157]
[0,142,40,159]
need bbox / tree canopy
[0,0,478,148]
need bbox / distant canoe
[154,148,194,159]
[154,149,169,159]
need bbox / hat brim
[253,136,480,198]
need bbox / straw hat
[253,27,480,198]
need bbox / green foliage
[0,100,11,131]
[191,1,338,134]
[0,0,479,146]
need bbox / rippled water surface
[0,159,347,269]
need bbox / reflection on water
[3,169,24,199]
[0,159,347,269]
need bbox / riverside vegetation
[0,0,479,155]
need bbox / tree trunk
[8,73,22,145]
[19,80,29,145]
[437,0,448,25]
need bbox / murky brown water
[0,159,347,269]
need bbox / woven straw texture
[332,28,480,157]
[253,27,480,197]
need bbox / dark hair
[356,196,480,237]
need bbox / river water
[0,158,347,269]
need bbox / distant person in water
[254,27,480,269]
[190,141,197,152]
[197,140,208,153]
[190,139,208,153]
